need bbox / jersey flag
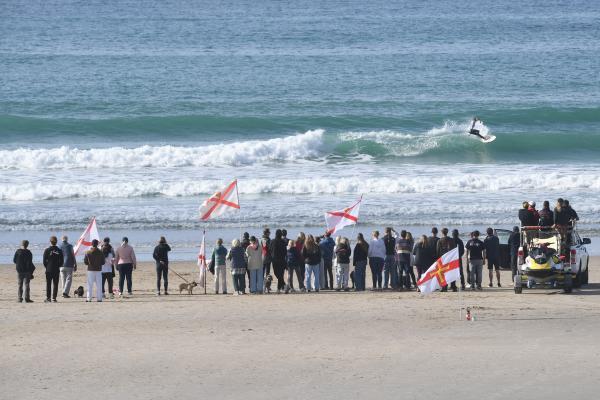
[325,196,362,235]
[417,247,461,295]
[199,179,240,221]
[74,217,100,256]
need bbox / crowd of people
[11,199,581,302]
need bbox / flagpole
[235,178,242,241]
[203,228,207,295]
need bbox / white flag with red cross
[74,217,100,256]
[324,196,362,235]
[417,247,460,295]
[197,232,207,286]
[199,179,240,221]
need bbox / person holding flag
[417,247,461,295]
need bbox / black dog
[74,286,84,298]
[350,271,355,289]
[264,274,273,293]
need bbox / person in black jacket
[270,229,288,293]
[152,236,171,295]
[538,200,554,229]
[452,229,466,290]
[382,227,398,290]
[352,233,369,291]
[518,201,529,226]
[508,226,520,281]
[335,237,352,291]
[14,240,35,303]
[261,228,272,277]
[413,235,433,283]
[43,236,64,303]
[302,235,322,292]
[564,200,579,222]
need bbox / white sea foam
[0,129,325,170]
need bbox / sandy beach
[1,258,599,400]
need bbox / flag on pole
[199,179,240,221]
[324,196,362,235]
[197,232,207,287]
[74,217,100,256]
[417,247,461,295]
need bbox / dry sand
[1,258,599,400]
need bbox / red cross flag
[417,247,460,295]
[74,217,100,256]
[199,179,240,221]
[325,196,362,235]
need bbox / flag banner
[417,247,460,295]
[325,196,362,235]
[197,232,207,287]
[74,217,100,256]
[199,179,240,221]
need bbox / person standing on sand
[211,238,228,294]
[286,239,302,293]
[405,232,417,287]
[295,233,307,291]
[270,229,288,293]
[228,239,247,295]
[302,234,321,292]
[335,237,352,291]
[59,235,76,298]
[261,228,272,278]
[101,238,116,299]
[43,236,64,303]
[242,232,251,284]
[466,230,486,291]
[246,236,263,294]
[14,240,35,303]
[382,228,398,290]
[352,233,369,291]
[367,231,385,290]
[84,239,104,302]
[437,228,457,292]
[413,235,432,285]
[508,226,520,283]
[319,231,335,290]
[396,230,413,290]
[484,228,501,287]
[153,236,171,296]
[452,229,466,290]
[115,237,136,297]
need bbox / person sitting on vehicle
[518,201,529,226]
[469,117,486,140]
[563,200,579,222]
[526,201,540,226]
[538,200,554,229]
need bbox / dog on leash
[264,274,273,293]
[179,282,198,295]
[74,286,84,298]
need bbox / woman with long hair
[101,237,115,299]
[413,235,433,284]
[302,234,321,292]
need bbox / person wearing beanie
[152,236,171,296]
[84,239,105,302]
[43,236,64,303]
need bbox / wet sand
[1,258,599,400]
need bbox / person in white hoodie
[101,237,116,299]
[245,236,264,294]
[367,230,385,290]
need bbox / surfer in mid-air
[469,117,486,140]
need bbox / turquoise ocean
[1,0,600,260]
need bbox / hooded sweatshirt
[245,243,263,270]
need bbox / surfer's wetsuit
[469,118,486,140]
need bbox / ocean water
[1,0,600,261]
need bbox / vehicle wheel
[514,286,522,294]
[564,274,573,294]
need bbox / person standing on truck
[538,201,554,229]
[563,200,579,222]
[518,201,529,226]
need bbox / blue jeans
[118,263,133,294]
[232,272,246,293]
[398,261,412,289]
[383,255,398,289]
[304,263,320,291]
[369,257,384,289]
[249,269,264,293]
[156,262,168,292]
[354,260,367,291]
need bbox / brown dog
[179,282,198,295]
